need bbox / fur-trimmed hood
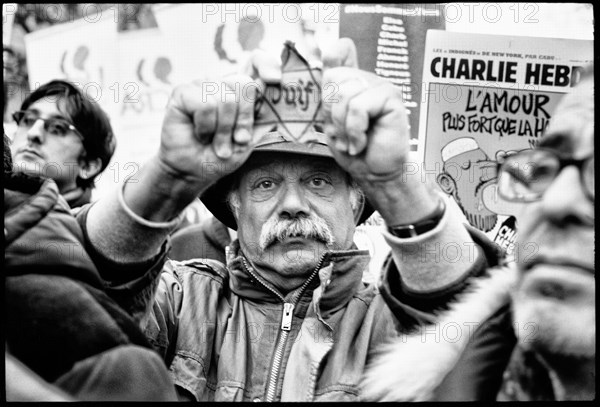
[361,265,518,401]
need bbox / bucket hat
[200,42,373,230]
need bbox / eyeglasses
[12,110,83,140]
[497,148,594,202]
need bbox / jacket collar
[225,239,371,315]
[62,186,92,209]
[4,172,103,288]
[4,172,62,244]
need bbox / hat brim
[200,140,374,230]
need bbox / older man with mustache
[69,40,500,401]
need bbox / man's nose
[278,183,311,219]
[26,119,45,143]
[538,166,594,226]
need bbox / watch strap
[388,198,446,238]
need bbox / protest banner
[339,3,446,152]
[418,30,593,254]
[114,28,174,150]
[91,27,177,201]
[23,12,119,118]
[152,3,313,83]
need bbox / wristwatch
[387,198,446,238]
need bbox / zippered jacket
[73,198,501,401]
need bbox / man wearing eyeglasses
[4,85,178,399]
[10,80,115,208]
[362,65,594,401]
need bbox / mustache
[259,215,334,251]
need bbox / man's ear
[79,158,102,180]
[436,172,456,195]
[350,189,366,224]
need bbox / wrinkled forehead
[239,153,347,181]
[540,77,594,158]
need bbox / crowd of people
[3,35,594,401]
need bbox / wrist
[119,177,183,229]
[154,154,211,191]
[387,198,446,238]
[123,157,207,223]
[358,171,439,225]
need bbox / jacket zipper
[242,254,327,402]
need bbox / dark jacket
[4,172,151,382]
[169,215,231,263]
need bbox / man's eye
[22,113,38,126]
[527,164,555,182]
[47,121,68,136]
[309,177,329,187]
[257,180,274,189]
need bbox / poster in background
[339,3,446,152]
[152,3,317,83]
[24,12,119,119]
[92,28,177,200]
[419,30,593,254]
[16,3,594,207]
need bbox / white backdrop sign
[152,3,316,81]
[92,28,178,199]
[24,12,119,118]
